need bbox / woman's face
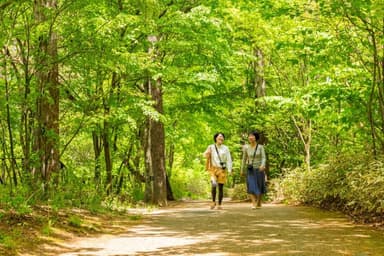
[216,134,224,145]
[248,134,256,143]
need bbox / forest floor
[2,200,384,256]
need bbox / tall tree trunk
[150,78,167,206]
[33,0,60,185]
[143,35,167,205]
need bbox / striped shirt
[241,144,266,173]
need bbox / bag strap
[249,144,259,165]
[214,144,223,163]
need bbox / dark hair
[213,132,225,142]
[249,131,260,141]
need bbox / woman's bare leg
[256,195,262,207]
[249,194,257,209]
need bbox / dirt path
[55,200,384,256]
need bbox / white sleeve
[260,145,266,167]
[203,145,211,158]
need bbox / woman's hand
[259,166,266,171]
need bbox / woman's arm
[203,145,211,158]
[259,145,266,171]
[204,145,212,171]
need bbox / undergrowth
[275,154,384,225]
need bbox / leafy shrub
[277,154,384,222]
[170,167,210,200]
[345,159,384,215]
[230,183,248,201]
[0,186,34,215]
[281,166,348,205]
[266,179,285,203]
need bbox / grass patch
[0,205,144,255]
[68,215,83,228]
[0,233,16,250]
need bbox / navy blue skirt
[247,168,267,195]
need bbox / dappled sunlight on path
[58,200,384,256]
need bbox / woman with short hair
[241,131,267,209]
[204,132,232,210]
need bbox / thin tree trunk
[1,126,12,191]
[92,130,102,188]
[116,161,124,195]
[123,142,145,182]
[166,174,174,201]
[142,76,153,203]
[371,30,384,153]
[143,117,153,203]
[253,47,266,102]
[167,142,175,174]
[103,120,112,194]
[13,35,34,178]
[292,116,311,170]
[166,139,175,200]
[367,79,377,156]
[346,12,383,155]
[3,48,18,186]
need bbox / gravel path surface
[58,200,384,256]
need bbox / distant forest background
[0,0,383,222]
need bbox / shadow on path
[57,200,384,256]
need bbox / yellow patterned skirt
[208,166,227,184]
